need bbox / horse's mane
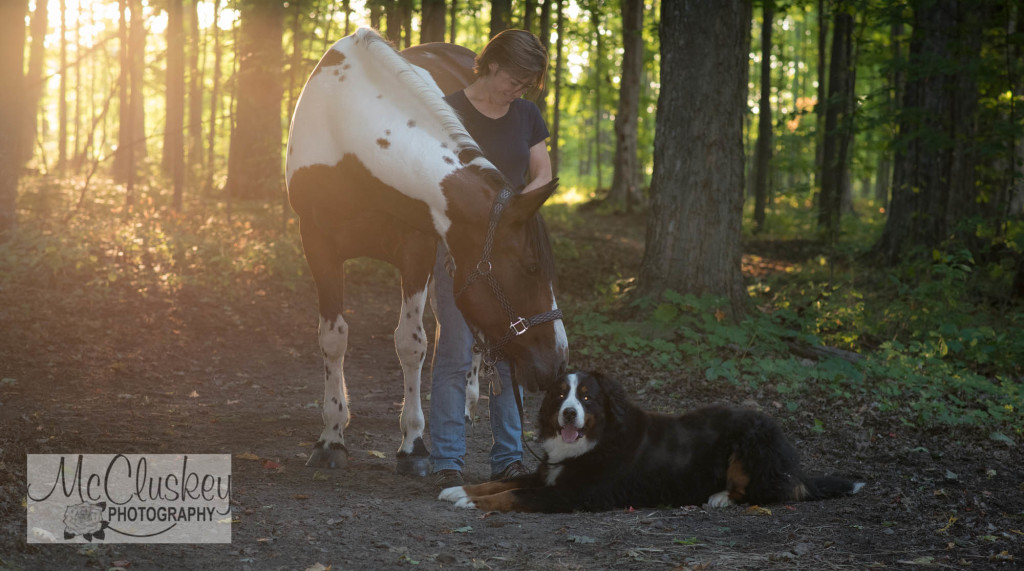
[527,213,557,287]
[355,28,500,178]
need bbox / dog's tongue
[560,426,580,443]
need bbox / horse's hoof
[395,455,430,477]
[306,445,349,469]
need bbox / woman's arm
[522,140,553,193]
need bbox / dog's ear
[592,371,631,429]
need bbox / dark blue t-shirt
[444,90,549,190]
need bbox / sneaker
[490,460,529,481]
[432,469,465,489]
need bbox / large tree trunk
[165,0,186,210]
[551,0,563,177]
[638,0,751,320]
[752,0,773,232]
[188,0,204,178]
[421,0,446,44]
[0,0,28,235]
[206,0,222,193]
[22,0,47,167]
[606,0,644,212]
[226,0,284,200]
[814,0,828,192]
[491,0,512,37]
[591,3,603,191]
[875,0,983,263]
[817,1,854,244]
[535,0,552,119]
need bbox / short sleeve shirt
[444,90,549,190]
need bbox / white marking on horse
[317,314,350,449]
[395,286,429,455]
[286,29,494,240]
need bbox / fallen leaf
[235,452,260,461]
[188,390,199,398]
[450,526,473,534]
[305,564,331,571]
[367,450,386,459]
[262,459,282,470]
[744,505,772,516]
[294,494,309,500]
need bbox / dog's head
[538,371,630,461]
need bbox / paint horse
[286,28,569,475]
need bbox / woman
[430,29,552,489]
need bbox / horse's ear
[508,178,558,225]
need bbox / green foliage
[570,267,1024,431]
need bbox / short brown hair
[475,29,548,90]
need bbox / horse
[285,28,569,475]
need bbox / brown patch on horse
[377,138,391,149]
[310,49,346,80]
[726,453,751,503]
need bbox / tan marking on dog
[792,482,811,501]
[462,480,524,500]
[472,490,526,512]
[726,453,751,503]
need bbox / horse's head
[449,178,568,392]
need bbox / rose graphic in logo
[62,502,109,541]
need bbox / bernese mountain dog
[439,370,863,513]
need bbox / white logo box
[27,454,231,544]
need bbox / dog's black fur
[439,371,863,513]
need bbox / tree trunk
[58,0,68,174]
[113,0,132,184]
[814,0,828,192]
[206,0,222,193]
[165,0,186,211]
[421,0,446,44]
[226,0,284,201]
[491,0,512,37]
[606,0,643,212]
[817,2,853,244]
[449,0,458,43]
[535,0,552,119]
[551,0,563,177]
[591,3,603,191]
[638,0,751,320]
[876,0,983,263]
[0,0,28,235]
[22,0,47,167]
[129,0,146,160]
[752,0,773,232]
[188,0,204,178]
[524,0,535,31]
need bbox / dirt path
[1,217,1022,570]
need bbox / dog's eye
[582,395,590,401]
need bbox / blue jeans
[429,244,523,476]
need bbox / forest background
[0,0,1022,436]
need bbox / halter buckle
[510,317,529,336]
[476,260,492,274]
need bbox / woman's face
[487,63,536,104]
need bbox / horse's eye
[526,263,539,274]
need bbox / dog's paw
[453,497,477,509]
[706,491,732,508]
[438,486,468,503]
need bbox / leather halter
[453,186,563,366]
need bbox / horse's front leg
[394,283,431,476]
